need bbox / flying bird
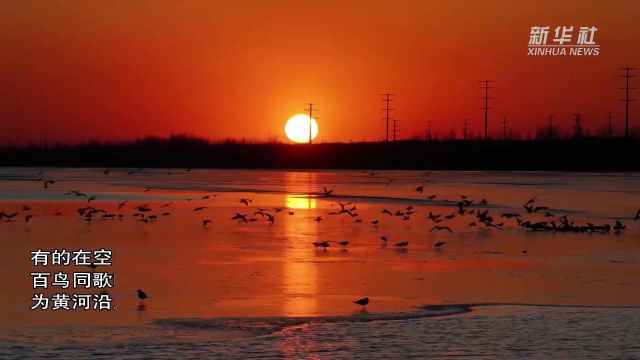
[394,241,409,248]
[338,241,349,247]
[231,213,248,223]
[240,198,252,206]
[434,241,446,249]
[203,219,212,228]
[430,226,453,233]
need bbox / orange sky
[1,0,639,144]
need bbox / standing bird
[136,289,148,306]
[353,297,369,310]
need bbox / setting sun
[285,114,318,143]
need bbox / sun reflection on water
[283,172,319,317]
[285,195,316,209]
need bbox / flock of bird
[2,168,639,310]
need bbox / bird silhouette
[231,213,248,223]
[434,241,446,249]
[136,289,148,306]
[0,212,18,220]
[353,297,369,310]
[323,187,334,196]
[371,219,379,225]
[338,241,349,247]
[240,198,253,206]
[430,226,452,233]
[265,213,276,224]
[394,241,409,248]
[203,219,212,228]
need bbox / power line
[381,93,395,142]
[479,80,495,140]
[620,67,636,139]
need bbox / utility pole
[608,111,613,138]
[502,116,508,140]
[463,119,468,141]
[573,113,583,138]
[381,93,395,142]
[304,103,316,144]
[620,67,636,139]
[479,80,495,140]
[548,115,554,139]
[392,119,398,142]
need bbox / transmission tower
[381,93,395,142]
[479,80,495,140]
[620,67,636,138]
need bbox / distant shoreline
[1,138,639,171]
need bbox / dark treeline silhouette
[1,135,639,171]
